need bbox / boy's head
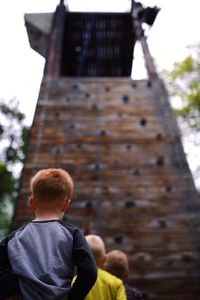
[86,235,106,267]
[29,168,73,213]
[104,250,129,280]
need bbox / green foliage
[0,98,29,238]
[171,56,194,78]
[165,44,200,132]
[0,163,15,198]
[163,44,200,190]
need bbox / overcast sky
[0,0,200,186]
[0,0,200,124]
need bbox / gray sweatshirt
[0,220,97,300]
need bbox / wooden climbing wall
[13,77,200,300]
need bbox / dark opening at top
[60,12,136,77]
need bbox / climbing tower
[13,1,200,299]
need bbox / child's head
[86,235,106,267]
[104,250,129,281]
[29,168,73,214]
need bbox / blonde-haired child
[84,234,127,300]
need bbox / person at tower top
[0,168,97,300]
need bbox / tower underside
[13,77,200,300]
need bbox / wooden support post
[131,1,158,79]
[44,0,66,79]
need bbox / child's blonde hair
[86,235,106,266]
[30,168,73,207]
[104,250,129,280]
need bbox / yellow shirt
[84,268,127,300]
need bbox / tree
[0,98,29,238]
[163,44,200,189]
[167,44,200,130]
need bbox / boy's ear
[123,270,129,280]
[98,255,106,268]
[28,197,36,211]
[62,198,71,212]
[102,255,106,264]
